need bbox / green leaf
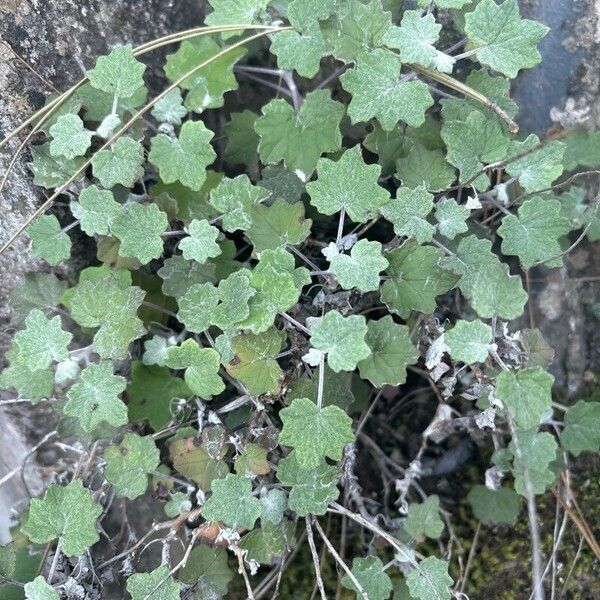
[271,24,332,78]
[381,185,435,243]
[288,365,355,410]
[164,37,245,112]
[49,114,92,159]
[467,485,520,525]
[235,442,270,477]
[205,0,270,35]
[209,174,270,232]
[110,202,168,264]
[562,128,600,171]
[510,429,557,495]
[560,401,600,456]
[0,348,54,403]
[498,196,571,269]
[505,137,565,193]
[226,328,286,395]
[158,255,217,298]
[126,565,181,600]
[91,136,144,188]
[307,146,390,223]
[179,219,221,264]
[29,142,85,189]
[165,339,224,399]
[13,309,71,370]
[77,82,147,122]
[444,319,492,364]
[28,214,71,266]
[169,437,229,491]
[0,544,16,579]
[241,248,309,333]
[255,89,345,180]
[22,479,101,557]
[279,397,354,468]
[87,45,146,98]
[71,185,123,236]
[496,367,554,429]
[309,311,371,373]
[406,557,453,600]
[104,433,160,499]
[441,111,510,190]
[127,362,191,430]
[24,576,59,600]
[364,122,409,176]
[260,489,288,524]
[341,49,433,131]
[382,10,450,72]
[464,0,549,78]
[381,241,458,319]
[151,88,187,125]
[202,473,262,530]
[177,282,219,333]
[320,0,392,63]
[440,235,527,319]
[287,0,336,30]
[434,198,470,239]
[247,199,312,253]
[148,120,216,191]
[224,110,260,168]
[404,495,444,539]
[239,520,295,565]
[212,270,256,330]
[418,0,470,7]
[358,316,418,387]
[179,546,234,599]
[8,272,67,327]
[395,142,456,193]
[64,362,128,432]
[328,239,388,292]
[260,165,305,203]
[276,451,340,516]
[341,556,393,600]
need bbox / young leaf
[22,479,101,557]
[91,136,145,189]
[467,485,520,525]
[177,282,219,333]
[307,145,390,223]
[150,87,188,125]
[246,199,312,253]
[111,203,168,264]
[434,197,470,239]
[126,565,181,600]
[209,175,270,232]
[341,556,393,600]
[28,214,71,266]
[444,319,492,364]
[497,196,571,269]
[179,219,222,264]
[29,142,85,189]
[148,120,216,191]
[328,239,388,292]
[14,309,72,371]
[0,348,54,403]
[406,557,453,600]
[495,367,554,429]
[440,235,527,320]
[179,546,234,599]
[165,339,224,399]
[64,361,128,432]
[395,143,456,193]
[279,397,354,468]
[71,185,123,236]
[341,49,433,131]
[358,316,418,387]
[510,429,557,495]
[276,451,340,516]
[226,328,285,395]
[404,495,444,539]
[381,241,458,319]
[49,114,92,159]
[560,401,600,456]
[380,185,435,243]
[87,45,146,98]
[211,270,256,330]
[309,311,371,372]
[104,433,160,499]
[24,576,59,600]
[255,89,345,180]
[202,473,262,530]
[464,0,549,78]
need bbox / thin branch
[306,517,328,600]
